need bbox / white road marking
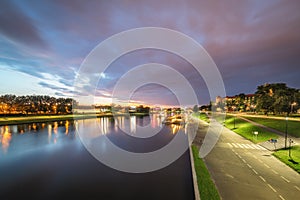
[251,144,260,150]
[247,164,252,169]
[225,173,234,179]
[279,195,286,200]
[267,184,277,193]
[257,145,266,150]
[227,143,233,148]
[280,176,290,183]
[264,164,270,168]
[271,169,278,175]
[255,145,264,150]
[245,144,255,149]
[252,169,258,175]
[231,143,238,148]
[228,143,266,150]
[241,159,247,163]
[259,176,266,182]
[252,155,257,159]
[258,159,263,163]
[237,155,242,159]
[295,186,300,191]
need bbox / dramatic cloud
[0,1,48,49]
[0,0,299,104]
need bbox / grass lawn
[193,112,210,123]
[273,145,300,174]
[224,116,278,143]
[0,112,149,126]
[192,145,220,200]
[0,114,95,125]
[199,112,210,123]
[244,116,300,138]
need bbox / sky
[0,0,300,106]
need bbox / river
[0,115,194,200]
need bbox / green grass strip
[192,145,220,200]
[193,112,210,123]
[224,116,278,143]
[273,146,300,174]
[0,113,149,126]
[244,116,300,138]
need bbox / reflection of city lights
[53,122,58,134]
[75,120,78,133]
[48,124,52,143]
[1,126,12,154]
[171,124,180,134]
[114,118,118,132]
[32,123,37,131]
[100,118,108,135]
[130,116,136,134]
[65,121,69,135]
[117,117,125,130]
[151,115,157,128]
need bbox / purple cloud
[0,0,300,104]
[0,1,48,49]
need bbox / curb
[189,144,201,200]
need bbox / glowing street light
[291,102,297,114]
[285,116,288,149]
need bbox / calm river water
[0,115,194,200]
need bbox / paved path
[194,120,300,200]
[233,113,300,122]
[238,116,300,150]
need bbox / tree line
[209,83,300,115]
[0,95,76,115]
[255,83,300,115]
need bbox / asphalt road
[200,121,300,200]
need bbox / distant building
[215,96,223,104]
[215,94,256,112]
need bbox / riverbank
[0,113,149,126]
[192,145,220,200]
[190,117,220,200]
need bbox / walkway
[238,116,300,150]
[196,119,300,200]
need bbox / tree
[255,83,299,115]
[193,105,199,113]
[0,94,76,115]
[236,93,246,111]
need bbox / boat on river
[162,114,185,125]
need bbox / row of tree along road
[211,83,300,115]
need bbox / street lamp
[232,106,236,129]
[285,116,288,149]
[288,139,293,158]
[291,102,297,115]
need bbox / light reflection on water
[0,120,77,157]
[171,124,181,134]
[0,114,168,157]
[0,115,194,200]
[0,126,12,153]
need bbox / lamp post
[291,102,297,115]
[285,116,288,149]
[288,139,293,158]
[232,106,236,129]
[233,114,236,129]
